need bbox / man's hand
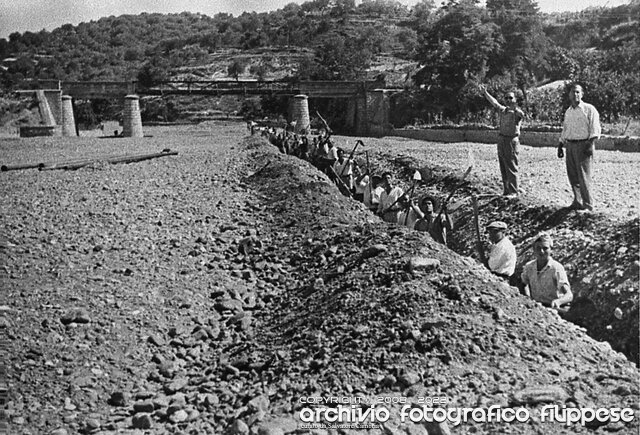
[585,139,596,157]
[557,145,564,159]
[551,299,562,309]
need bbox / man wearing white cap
[486,221,516,278]
[521,232,573,310]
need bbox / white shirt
[488,237,516,276]
[356,175,369,195]
[521,258,571,305]
[333,159,353,177]
[327,146,338,161]
[364,185,384,208]
[560,102,601,143]
[377,186,404,214]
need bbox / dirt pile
[350,138,638,365]
[0,125,638,434]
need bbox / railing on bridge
[146,79,383,98]
[19,79,384,99]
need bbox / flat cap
[487,221,508,230]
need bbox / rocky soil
[345,136,639,365]
[1,123,639,435]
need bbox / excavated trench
[380,154,639,366]
[274,139,639,366]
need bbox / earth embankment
[0,124,638,434]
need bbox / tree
[305,34,374,80]
[486,0,549,102]
[227,59,247,81]
[137,56,170,87]
[415,0,502,91]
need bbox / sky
[0,0,633,39]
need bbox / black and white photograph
[1,0,639,433]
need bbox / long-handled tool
[382,170,422,215]
[328,165,353,198]
[365,150,373,202]
[316,111,333,137]
[472,195,488,266]
[339,140,363,179]
[434,164,473,222]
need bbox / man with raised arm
[481,85,525,198]
[414,196,453,245]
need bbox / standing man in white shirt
[557,84,601,211]
[485,221,516,279]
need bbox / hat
[533,231,553,247]
[420,195,439,210]
[487,221,508,230]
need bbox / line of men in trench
[249,123,573,312]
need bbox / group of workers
[471,81,601,311]
[248,117,575,312]
[253,123,455,245]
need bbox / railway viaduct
[19,79,394,137]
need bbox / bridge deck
[20,79,384,99]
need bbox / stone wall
[391,128,640,152]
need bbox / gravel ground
[1,123,638,435]
[346,137,640,220]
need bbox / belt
[499,134,519,138]
[566,138,589,142]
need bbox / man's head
[381,172,393,189]
[399,194,410,207]
[486,221,508,243]
[420,195,438,214]
[505,92,517,108]
[337,148,344,159]
[371,175,383,188]
[569,84,584,107]
[533,232,553,264]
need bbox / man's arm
[481,85,505,111]
[441,205,453,231]
[558,109,568,158]
[586,105,601,156]
[587,105,601,140]
[410,200,425,220]
[551,284,573,308]
[551,266,573,308]
[520,268,531,297]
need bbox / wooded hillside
[1,0,638,125]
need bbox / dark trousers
[566,140,593,208]
[497,136,519,195]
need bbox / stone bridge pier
[21,80,143,137]
[288,90,391,137]
[345,89,391,137]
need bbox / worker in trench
[485,221,517,281]
[520,232,573,311]
[377,172,405,223]
[414,195,453,246]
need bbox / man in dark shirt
[481,85,525,197]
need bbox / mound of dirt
[0,125,638,434]
[349,137,639,366]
